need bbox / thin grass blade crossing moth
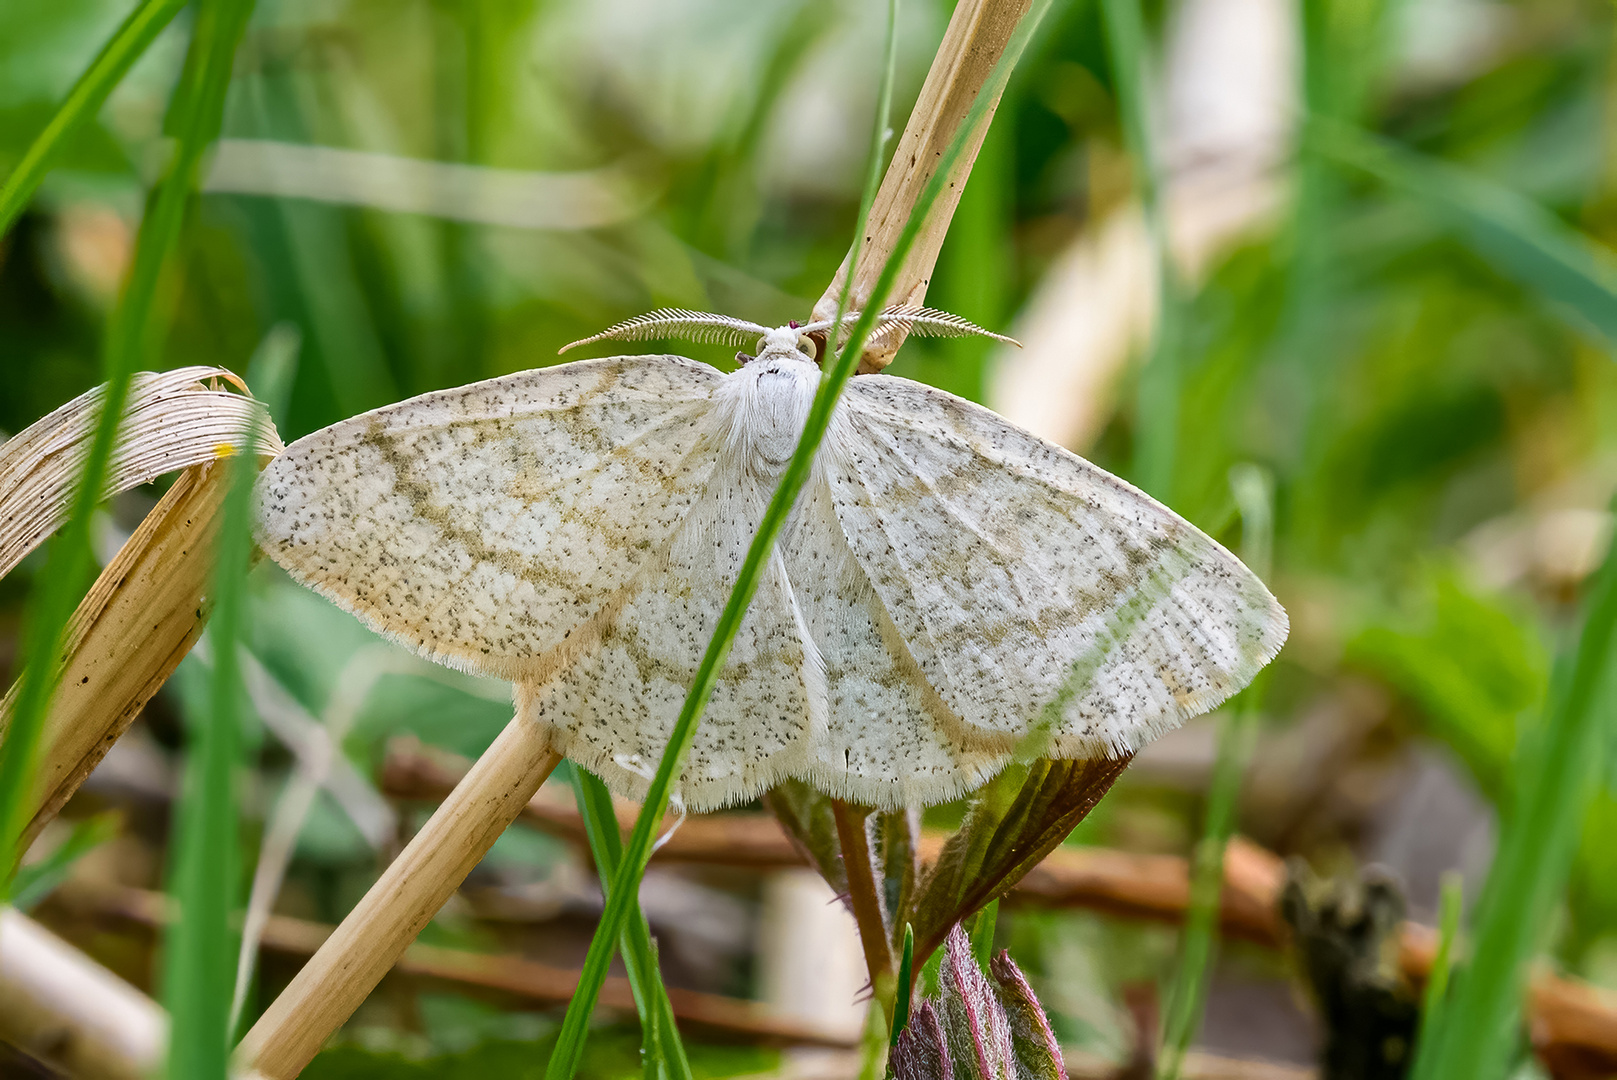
[254,305,1287,810]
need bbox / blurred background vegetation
[2,0,1616,1073]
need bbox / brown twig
[381,745,1280,939]
[48,880,855,1050]
[381,740,804,867]
[831,799,895,990]
[1015,836,1287,946]
[235,709,564,1079]
[811,0,1034,371]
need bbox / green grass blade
[158,16,265,1052]
[1416,497,1617,1080]
[244,323,302,432]
[1309,119,1617,347]
[856,1001,889,1080]
[0,0,188,238]
[1157,465,1275,1080]
[10,811,119,911]
[570,768,694,1080]
[541,5,1053,1076]
[829,0,901,341]
[0,0,255,898]
[891,923,915,1047]
[1156,700,1259,1080]
[1408,872,1464,1076]
[164,413,258,1080]
[1100,0,1182,500]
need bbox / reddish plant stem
[832,799,896,990]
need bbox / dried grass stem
[235,710,562,1079]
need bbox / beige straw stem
[235,706,562,1079]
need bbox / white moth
[255,306,1287,811]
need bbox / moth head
[756,324,818,363]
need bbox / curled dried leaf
[0,367,281,582]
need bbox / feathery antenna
[560,309,772,354]
[801,305,1020,350]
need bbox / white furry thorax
[714,324,822,471]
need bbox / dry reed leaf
[811,0,1034,372]
[0,368,281,850]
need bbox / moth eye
[756,337,769,355]
[797,335,818,361]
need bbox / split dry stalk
[1,460,236,854]
[234,709,562,1079]
[0,367,278,855]
[812,0,1034,371]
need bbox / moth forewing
[253,355,726,682]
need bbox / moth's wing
[828,376,1288,760]
[254,355,725,682]
[781,475,1007,808]
[527,460,827,811]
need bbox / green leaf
[1310,119,1617,349]
[0,0,188,237]
[1347,567,1548,804]
[1408,872,1464,1076]
[0,102,128,177]
[1415,497,1617,1080]
[968,898,998,970]
[909,756,1129,965]
[891,923,915,1048]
